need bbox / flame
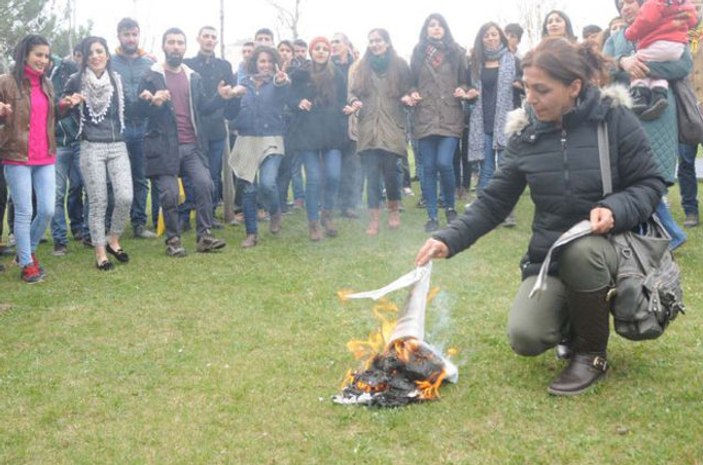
[345,298,399,367]
[337,286,450,404]
[416,370,447,400]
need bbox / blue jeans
[656,195,687,249]
[4,164,55,267]
[51,142,84,244]
[302,149,342,221]
[478,133,504,193]
[677,143,699,216]
[419,136,458,220]
[239,154,283,234]
[124,122,149,230]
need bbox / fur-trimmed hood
[505,84,632,137]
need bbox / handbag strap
[597,122,612,196]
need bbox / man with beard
[180,26,235,231]
[137,27,239,257]
[111,18,158,239]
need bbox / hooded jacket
[433,85,666,278]
[135,62,228,177]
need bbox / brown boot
[240,234,257,248]
[269,212,282,234]
[388,200,401,230]
[366,209,381,236]
[309,221,322,241]
[320,210,338,237]
[548,286,611,396]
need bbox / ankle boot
[269,212,282,234]
[240,234,257,248]
[548,286,611,396]
[320,210,338,237]
[366,209,381,236]
[309,220,322,241]
[388,200,401,229]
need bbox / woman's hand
[298,98,313,111]
[274,65,289,85]
[401,94,416,106]
[231,85,247,97]
[453,87,466,99]
[464,88,479,100]
[0,102,12,117]
[63,93,85,108]
[415,238,449,267]
[590,207,615,235]
[343,99,363,115]
[619,55,649,80]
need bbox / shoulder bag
[597,123,686,340]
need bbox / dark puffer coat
[434,85,666,277]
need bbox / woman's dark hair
[541,10,577,41]
[469,22,509,81]
[352,28,405,98]
[246,46,280,75]
[11,34,50,89]
[309,46,338,107]
[80,36,111,71]
[410,13,463,76]
[521,37,611,90]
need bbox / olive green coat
[348,58,411,157]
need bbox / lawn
[1,186,701,465]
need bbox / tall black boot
[548,286,611,396]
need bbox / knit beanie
[309,36,331,55]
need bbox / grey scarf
[78,69,125,136]
[468,51,516,161]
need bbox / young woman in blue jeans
[407,13,468,232]
[230,46,290,248]
[0,35,56,283]
[288,36,347,241]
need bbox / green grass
[1,186,702,465]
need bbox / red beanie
[308,36,331,55]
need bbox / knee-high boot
[548,286,610,396]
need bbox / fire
[335,288,452,407]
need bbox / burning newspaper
[334,263,458,407]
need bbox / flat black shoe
[106,244,129,263]
[96,259,114,271]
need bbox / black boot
[548,286,611,396]
[629,86,651,115]
[640,86,669,121]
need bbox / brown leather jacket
[0,73,56,163]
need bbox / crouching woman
[415,38,666,396]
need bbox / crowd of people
[0,0,701,396]
[0,1,700,284]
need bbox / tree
[0,0,58,57]
[0,0,92,70]
[265,0,303,40]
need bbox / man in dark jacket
[136,27,236,256]
[112,17,158,239]
[49,54,83,255]
[181,25,235,230]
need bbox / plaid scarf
[424,41,446,70]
